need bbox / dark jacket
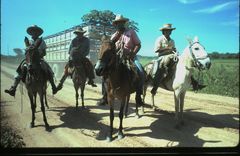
[69,36,90,62]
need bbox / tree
[13,48,24,57]
[81,10,139,38]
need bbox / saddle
[116,50,140,91]
[157,54,178,80]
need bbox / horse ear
[193,36,199,43]
[186,37,193,45]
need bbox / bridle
[188,42,208,71]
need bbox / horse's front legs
[28,92,35,128]
[80,85,85,108]
[174,91,180,129]
[74,86,79,109]
[118,98,125,139]
[179,91,186,125]
[40,93,50,131]
[124,95,130,118]
[107,96,114,142]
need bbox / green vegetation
[193,59,239,97]
[1,112,25,148]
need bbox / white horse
[143,36,211,128]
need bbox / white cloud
[178,0,203,4]
[193,1,238,14]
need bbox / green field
[196,59,239,97]
[139,57,239,98]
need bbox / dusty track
[1,61,239,148]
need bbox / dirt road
[1,61,239,148]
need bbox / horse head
[95,36,116,76]
[185,36,211,70]
[25,37,42,66]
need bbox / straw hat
[112,14,129,25]
[74,27,86,34]
[160,24,176,31]
[27,25,43,36]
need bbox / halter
[188,42,208,71]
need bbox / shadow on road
[124,108,238,147]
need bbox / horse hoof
[29,123,34,128]
[135,114,141,119]
[45,125,51,132]
[106,136,113,142]
[117,133,124,140]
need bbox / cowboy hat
[27,25,43,36]
[112,14,129,25]
[73,27,86,34]
[160,24,176,31]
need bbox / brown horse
[72,63,87,108]
[24,38,50,131]
[95,37,142,142]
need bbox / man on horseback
[110,14,144,106]
[5,25,59,97]
[151,23,206,95]
[56,27,97,90]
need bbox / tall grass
[193,59,239,97]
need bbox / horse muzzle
[198,57,211,70]
[95,60,106,76]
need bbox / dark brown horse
[24,38,50,131]
[72,63,87,108]
[95,37,142,142]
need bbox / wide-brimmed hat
[160,24,176,31]
[27,25,43,36]
[112,14,129,25]
[74,27,86,34]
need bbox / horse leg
[118,97,125,140]
[81,84,85,108]
[107,96,114,142]
[33,94,37,113]
[135,94,140,118]
[151,93,157,111]
[142,84,148,114]
[39,93,50,131]
[179,91,186,125]
[174,91,180,129]
[28,92,35,128]
[124,95,130,118]
[44,92,49,109]
[74,85,79,109]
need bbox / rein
[188,42,208,71]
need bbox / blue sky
[1,0,239,56]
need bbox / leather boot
[151,69,164,95]
[88,79,97,87]
[5,76,21,97]
[49,76,59,95]
[56,74,67,91]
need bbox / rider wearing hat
[56,27,97,90]
[5,25,59,96]
[110,14,145,106]
[151,23,206,95]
